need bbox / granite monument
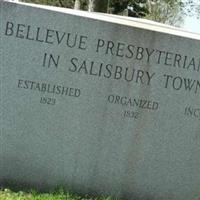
[0,1,200,200]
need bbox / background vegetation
[21,0,200,26]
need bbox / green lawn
[0,189,114,200]
[1,189,199,200]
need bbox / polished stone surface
[0,1,200,200]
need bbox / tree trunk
[146,0,152,13]
[74,0,81,10]
[88,0,108,13]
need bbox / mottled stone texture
[0,2,200,200]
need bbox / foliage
[21,0,200,25]
[88,0,108,12]
[181,0,200,19]
[109,0,148,17]
[144,0,184,26]
[21,0,75,8]
[0,189,115,200]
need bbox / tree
[108,0,183,25]
[21,0,200,25]
[88,0,108,12]
[21,0,75,8]
[74,0,81,9]
[181,0,200,19]
[144,0,184,26]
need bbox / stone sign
[0,1,200,200]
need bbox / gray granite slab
[0,1,200,200]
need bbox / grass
[1,188,199,200]
[0,189,114,200]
